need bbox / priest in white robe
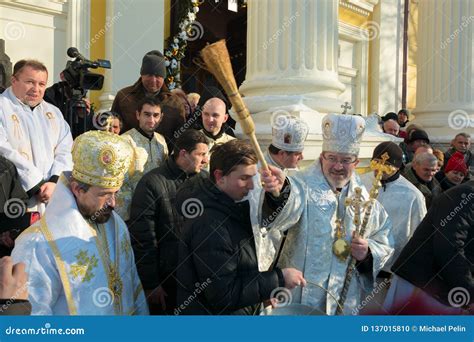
[12,130,148,315]
[360,142,427,276]
[0,60,73,214]
[251,115,309,272]
[263,113,394,315]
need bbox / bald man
[200,97,235,152]
[383,119,400,137]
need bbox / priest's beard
[326,169,351,190]
[77,201,113,224]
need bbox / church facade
[1,0,472,164]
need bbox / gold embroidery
[46,112,54,119]
[11,114,22,139]
[120,235,131,260]
[69,250,99,283]
[39,217,78,315]
[88,219,123,314]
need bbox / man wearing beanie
[436,151,468,191]
[360,142,427,311]
[400,129,430,164]
[112,50,170,132]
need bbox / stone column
[67,0,90,58]
[98,0,115,111]
[240,0,345,114]
[413,0,474,142]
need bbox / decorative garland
[164,0,201,90]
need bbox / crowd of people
[0,50,472,316]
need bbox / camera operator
[45,48,110,138]
[44,71,92,137]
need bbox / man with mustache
[11,131,148,315]
[0,60,73,214]
[264,113,393,315]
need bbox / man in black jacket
[384,180,473,314]
[128,129,209,314]
[175,140,305,315]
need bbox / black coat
[392,180,474,306]
[128,157,206,292]
[175,177,284,315]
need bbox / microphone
[67,47,85,60]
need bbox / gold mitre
[72,130,133,188]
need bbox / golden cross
[344,187,363,229]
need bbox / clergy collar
[381,170,401,190]
[202,127,225,141]
[136,127,154,141]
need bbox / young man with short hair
[115,97,168,221]
[176,139,305,315]
[129,129,209,315]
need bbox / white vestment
[11,175,149,315]
[266,158,394,315]
[115,128,168,221]
[0,87,73,212]
[360,173,427,272]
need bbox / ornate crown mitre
[272,116,309,152]
[72,130,133,188]
[322,113,366,155]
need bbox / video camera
[63,47,111,92]
[61,47,111,136]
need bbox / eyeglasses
[321,153,357,165]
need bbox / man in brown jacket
[112,50,170,132]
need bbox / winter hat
[445,152,468,176]
[408,129,430,144]
[372,141,403,169]
[140,53,166,78]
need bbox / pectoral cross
[341,102,352,114]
